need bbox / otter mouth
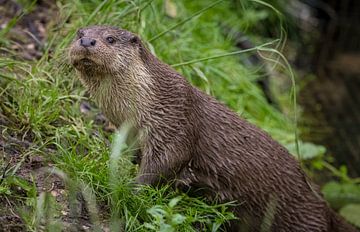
[78,58,95,66]
[72,57,98,70]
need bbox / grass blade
[171,40,279,67]
[148,0,224,42]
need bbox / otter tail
[328,209,359,232]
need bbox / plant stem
[149,0,224,43]
[171,40,278,67]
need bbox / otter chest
[92,80,137,127]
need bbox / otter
[69,25,357,231]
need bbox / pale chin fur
[79,57,155,130]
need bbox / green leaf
[147,205,166,218]
[144,223,156,230]
[0,186,11,195]
[160,224,174,232]
[171,214,186,225]
[285,142,326,160]
[339,204,360,228]
[168,196,182,208]
[322,182,360,210]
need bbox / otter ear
[130,35,140,44]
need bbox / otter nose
[80,38,96,47]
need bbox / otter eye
[130,35,139,44]
[106,36,115,44]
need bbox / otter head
[69,25,143,76]
[69,26,155,126]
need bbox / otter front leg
[136,156,163,186]
[136,145,189,186]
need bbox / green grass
[2,0,359,231]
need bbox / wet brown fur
[69,26,358,232]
